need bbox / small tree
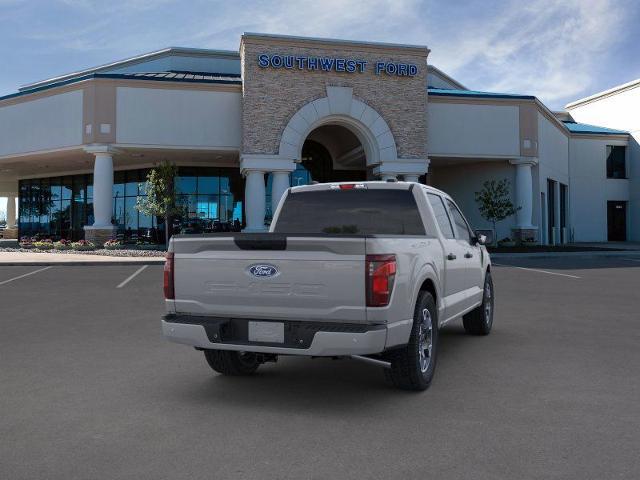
[474,179,519,245]
[136,161,182,245]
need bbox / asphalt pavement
[1,257,639,479]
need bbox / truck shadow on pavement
[169,324,476,416]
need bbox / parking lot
[1,256,639,479]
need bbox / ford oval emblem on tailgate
[248,264,280,278]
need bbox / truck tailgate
[172,235,367,323]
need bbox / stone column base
[1,227,18,239]
[84,226,117,246]
[511,227,538,243]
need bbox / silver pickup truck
[162,181,493,390]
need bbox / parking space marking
[116,265,149,289]
[0,266,53,286]
[492,263,581,279]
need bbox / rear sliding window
[273,188,425,235]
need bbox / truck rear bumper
[162,315,387,356]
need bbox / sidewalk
[492,250,640,260]
[0,251,165,266]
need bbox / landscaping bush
[33,239,54,250]
[103,239,123,250]
[71,240,96,251]
[19,236,34,249]
[54,239,73,250]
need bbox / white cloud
[3,0,635,109]
[427,0,628,107]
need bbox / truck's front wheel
[204,350,260,376]
[462,271,494,335]
[384,291,438,391]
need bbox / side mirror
[474,229,492,245]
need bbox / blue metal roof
[562,121,628,135]
[428,87,535,100]
[0,71,242,102]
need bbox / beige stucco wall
[240,35,428,160]
[116,86,242,148]
[0,90,83,157]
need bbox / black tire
[463,271,494,335]
[203,349,260,376]
[384,291,438,391]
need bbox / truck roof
[289,180,451,198]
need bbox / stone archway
[240,86,429,231]
[278,86,398,169]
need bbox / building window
[18,167,244,241]
[606,146,626,179]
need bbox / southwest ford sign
[257,54,418,77]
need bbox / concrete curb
[491,250,640,260]
[0,260,165,266]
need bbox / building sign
[257,53,418,77]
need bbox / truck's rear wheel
[204,350,260,376]
[462,271,494,335]
[384,291,438,391]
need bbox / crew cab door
[445,198,484,305]
[426,193,469,319]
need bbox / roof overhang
[19,47,240,93]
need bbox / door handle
[464,252,473,259]
[447,253,457,260]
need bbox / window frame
[426,192,455,240]
[444,197,475,244]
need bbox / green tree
[474,179,519,245]
[136,161,182,245]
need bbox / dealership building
[0,33,637,244]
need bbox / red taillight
[164,252,174,299]
[366,254,396,307]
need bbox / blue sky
[1,0,639,215]
[0,0,639,109]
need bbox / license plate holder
[248,321,285,344]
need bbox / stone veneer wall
[240,36,429,160]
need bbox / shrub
[54,239,73,250]
[19,236,34,249]
[71,240,96,251]
[33,239,54,250]
[103,239,123,250]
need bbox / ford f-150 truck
[162,181,493,390]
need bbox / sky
[1,0,640,214]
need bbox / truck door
[426,193,469,319]
[445,198,484,305]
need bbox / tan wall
[240,36,428,159]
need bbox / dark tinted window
[274,188,425,235]
[427,193,454,239]
[606,146,626,179]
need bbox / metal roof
[562,121,628,135]
[0,71,241,103]
[19,47,240,92]
[428,87,535,100]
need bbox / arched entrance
[299,124,368,183]
[243,86,428,231]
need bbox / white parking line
[492,263,581,279]
[116,265,149,289]
[0,266,53,286]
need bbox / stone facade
[240,34,429,161]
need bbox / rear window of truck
[273,188,425,235]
